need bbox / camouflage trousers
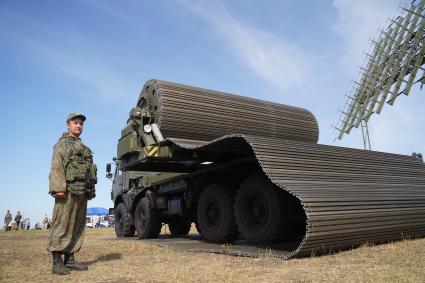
[47,193,88,253]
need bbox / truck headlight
[144,125,152,133]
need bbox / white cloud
[332,0,400,71]
[11,34,135,100]
[176,0,313,93]
[369,91,425,155]
[81,0,135,26]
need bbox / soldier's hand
[55,192,66,199]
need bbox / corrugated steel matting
[167,135,425,259]
[139,79,319,143]
[136,79,425,258]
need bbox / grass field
[1,226,424,282]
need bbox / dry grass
[1,226,424,282]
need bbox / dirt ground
[1,226,424,282]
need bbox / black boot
[52,252,70,275]
[64,253,88,271]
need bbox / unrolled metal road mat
[163,134,425,259]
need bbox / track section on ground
[162,135,425,259]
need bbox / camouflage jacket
[15,213,22,222]
[4,212,12,224]
[49,133,97,195]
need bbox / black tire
[168,218,192,236]
[234,174,288,244]
[114,202,135,237]
[135,196,162,239]
[197,184,238,243]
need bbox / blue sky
[1,0,424,224]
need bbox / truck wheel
[234,174,288,244]
[197,184,238,243]
[114,202,135,237]
[135,197,162,239]
[168,218,192,236]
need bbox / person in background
[15,211,22,230]
[4,210,12,231]
[23,218,30,230]
[43,214,49,229]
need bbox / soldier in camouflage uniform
[4,210,12,231]
[48,113,97,275]
[15,211,22,230]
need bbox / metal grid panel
[336,0,425,140]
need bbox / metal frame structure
[335,0,425,145]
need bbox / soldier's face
[67,118,84,137]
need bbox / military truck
[108,79,425,258]
[108,152,306,243]
[107,79,310,244]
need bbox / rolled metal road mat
[163,135,425,259]
[138,80,319,143]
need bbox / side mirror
[106,163,113,179]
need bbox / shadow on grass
[82,252,122,265]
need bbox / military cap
[67,112,87,122]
